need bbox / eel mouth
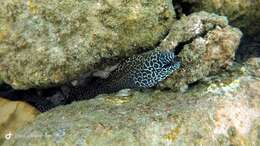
[163,56,181,68]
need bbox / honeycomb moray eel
[0,49,181,112]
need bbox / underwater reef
[0,0,259,145]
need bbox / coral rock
[159,12,242,89]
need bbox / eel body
[0,50,180,111]
[64,50,180,101]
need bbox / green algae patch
[104,95,133,105]
[163,127,181,142]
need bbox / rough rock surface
[158,12,242,90]
[179,0,260,37]
[0,98,39,145]
[0,0,175,89]
[3,58,260,146]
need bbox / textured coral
[158,12,242,90]
[158,11,229,51]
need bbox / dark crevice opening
[235,36,260,63]
[0,75,104,112]
[187,80,201,89]
[172,0,194,19]
[173,39,192,55]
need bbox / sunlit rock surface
[3,58,260,145]
[0,0,175,89]
[0,98,39,145]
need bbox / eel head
[130,50,181,88]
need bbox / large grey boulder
[0,0,175,89]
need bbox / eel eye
[163,62,172,68]
[162,56,181,69]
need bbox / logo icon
[5,132,13,140]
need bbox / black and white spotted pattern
[106,49,181,89]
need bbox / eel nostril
[173,56,181,63]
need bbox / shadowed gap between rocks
[235,36,260,62]
[172,0,193,19]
